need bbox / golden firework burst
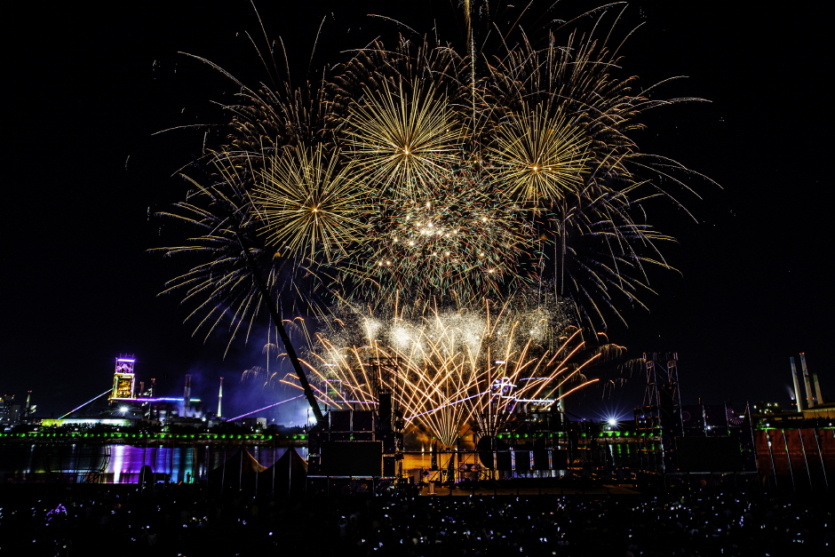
[255,144,368,262]
[344,79,465,195]
[488,103,591,203]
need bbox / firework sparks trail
[155,2,713,422]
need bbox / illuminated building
[109,357,136,402]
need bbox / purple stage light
[59,389,112,419]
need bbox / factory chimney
[799,353,815,407]
[184,374,192,412]
[813,374,825,405]
[800,353,825,405]
[217,377,224,418]
[790,357,803,412]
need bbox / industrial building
[2,351,831,492]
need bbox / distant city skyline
[3,1,831,420]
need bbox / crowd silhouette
[0,480,831,556]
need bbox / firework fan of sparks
[273,297,623,446]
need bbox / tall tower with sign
[110,357,136,402]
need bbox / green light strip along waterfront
[0,431,307,448]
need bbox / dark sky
[3,1,831,420]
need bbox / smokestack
[790,357,803,412]
[184,374,192,411]
[800,353,815,408]
[813,374,825,405]
[217,377,224,418]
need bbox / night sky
[4,1,831,420]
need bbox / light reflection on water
[0,444,307,484]
[112,444,124,483]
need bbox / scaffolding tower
[635,352,683,473]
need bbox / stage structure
[308,353,583,487]
[307,357,403,492]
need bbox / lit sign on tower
[110,357,136,401]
